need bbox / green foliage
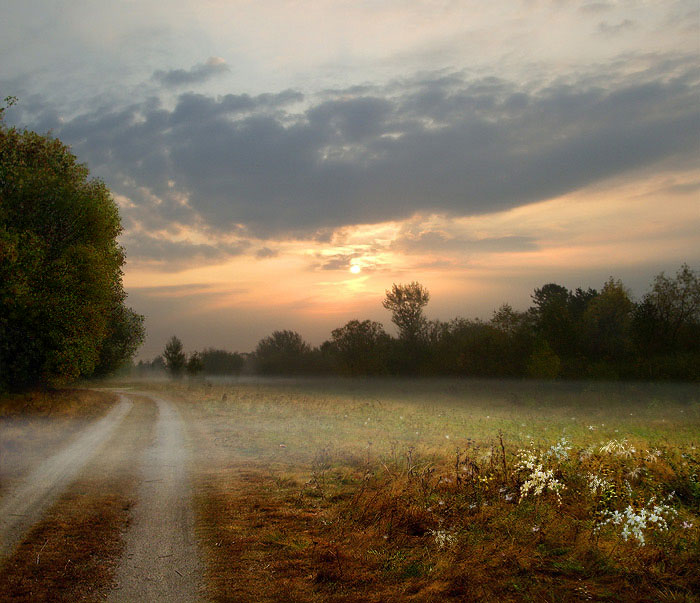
[635,263,700,354]
[328,319,390,376]
[583,278,634,362]
[0,113,143,389]
[382,282,430,342]
[163,336,186,378]
[199,348,245,375]
[186,351,204,377]
[527,341,561,379]
[255,330,312,375]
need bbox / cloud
[49,55,699,244]
[255,247,279,259]
[153,57,231,88]
[598,19,635,35]
[122,233,249,270]
[392,230,538,255]
[579,2,615,14]
[315,253,360,271]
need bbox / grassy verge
[0,394,156,602]
[169,378,700,602]
[0,388,118,498]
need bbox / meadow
[162,377,700,602]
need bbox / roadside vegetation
[0,97,144,393]
[161,378,700,602]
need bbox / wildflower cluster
[515,449,565,504]
[598,494,677,545]
[429,528,456,549]
[547,437,572,461]
[587,472,612,496]
[600,438,636,458]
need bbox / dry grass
[168,378,700,602]
[0,389,118,498]
[0,394,156,602]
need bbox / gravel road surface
[108,393,204,602]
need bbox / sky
[2,0,699,359]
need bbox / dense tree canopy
[255,330,311,375]
[329,319,390,376]
[0,108,144,389]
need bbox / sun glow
[350,264,361,274]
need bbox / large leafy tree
[329,319,390,376]
[0,105,144,389]
[382,282,430,342]
[633,264,700,355]
[255,330,311,375]
[582,278,634,362]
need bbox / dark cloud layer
[121,233,249,270]
[153,58,231,87]
[25,56,700,254]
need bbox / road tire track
[0,395,133,562]
[108,392,204,602]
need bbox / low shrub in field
[319,433,700,599]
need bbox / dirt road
[1,390,204,601]
[108,393,204,602]
[0,395,133,561]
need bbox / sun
[350,264,361,274]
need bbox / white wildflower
[587,472,612,495]
[600,438,636,458]
[429,528,456,549]
[598,494,677,546]
[547,437,572,461]
[515,449,565,504]
[645,449,662,462]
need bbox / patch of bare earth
[0,394,156,602]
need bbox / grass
[2,378,698,600]
[0,388,118,498]
[162,377,700,602]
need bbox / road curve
[108,392,204,602]
[0,395,133,562]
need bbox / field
[1,378,699,601]
[172,378,700,602]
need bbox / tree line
[151,265,699,381]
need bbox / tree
[582,278,633,363]
[529,283,578,360]
[186,351,204,377]
[382,282,430,342]
[163,336,186,378]
[634,264,700,353]
[92,304,145,376]
[0,102,144,390]
[255,330,311,374]
[200,348,245,375]
[329,319,390,375]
